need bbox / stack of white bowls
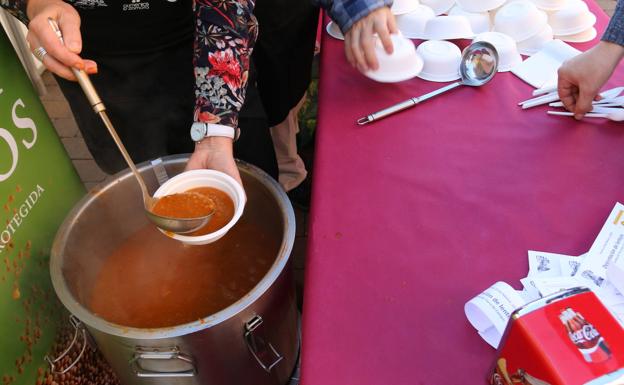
[324,0,598,83]
[395,5,436,38]
[493,1,551,56]
[472,32,522,72]
[421,0,456,15]
[423,15,474,40]
[448,6,492,35]
[548,0,597,42]
[391,0,422,15]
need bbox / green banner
[0,27,85,385]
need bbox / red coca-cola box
[490,287,624,385]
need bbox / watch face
[190,123,206,142]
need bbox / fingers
[58,13,83,54]
[345,8,397,73]
[386,11,398,35]
[345,26,367,73]
[375,17,393,54]
[557,77,578,114]
[28,15,83,70]
[344,37,355,68]
[574,88,596,119]
[26,1,89,80]
[361,23,378,71]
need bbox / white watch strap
[206,123,236,139]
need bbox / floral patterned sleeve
[193,0,258,129]
[0,0,30,25]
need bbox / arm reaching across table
[558,0,624,119]
[315,0,398,72]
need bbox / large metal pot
[50,155,298,385]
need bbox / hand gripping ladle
[48,18,213,234]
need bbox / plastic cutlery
[547,110,624,121]
[594,95,624,106]
[550,97,624,108]
[547,88,624,108]
[521,92,560,109]
[532,83,557,97]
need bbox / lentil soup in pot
[88,212,278,328]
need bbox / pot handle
[45,315,88,374]
[244,315,284,373]
[130,346,196,378]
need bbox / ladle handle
[48,18,152,203]
[357,81,463,125]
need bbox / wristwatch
[190,122,240,142]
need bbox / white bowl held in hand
[449,6,492,35]
[423,15,474,40]
[391,0,421,15]
[396,5,436,39]
[153,169,246,245]
[516,24,554,56]
[473,31,522,71]
[548,0,597,36]
[494,0,548,42]
[420,0,455,15]
[416,40,462,82]
[456,0,506,13]
[555,26,597,43]
[529,0,568,11]
[364,34,424,83]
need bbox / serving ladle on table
[356,41,499,125]
[48,19,213,234]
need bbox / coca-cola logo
[569,325,600,345]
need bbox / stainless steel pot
[50,155,298,385]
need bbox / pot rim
[50,155,296,339]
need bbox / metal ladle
[48,19,213,234]
[356,41,499,125]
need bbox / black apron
[57,0,277,178]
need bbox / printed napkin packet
[465,202,624,351]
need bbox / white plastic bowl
[416,40,462,82]
[530,0,568,11]
[516,24,554,56]
[364,34,424,83]
[423,15,474,40]
[555,26,597,42]
[449,6,492,35]
[494,1,548,42]
[391,0,421,15]
[472,31,522,71]
[153,169,246,245]
[396,5,436,38]
[456,0,506,12]
[548,0,597,36]
[325,21,344,40]
[420,0,455,15]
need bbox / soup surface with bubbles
[89,215,278,328]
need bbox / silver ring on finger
[33,46,47,62]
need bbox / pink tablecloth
[300,2,624,385]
